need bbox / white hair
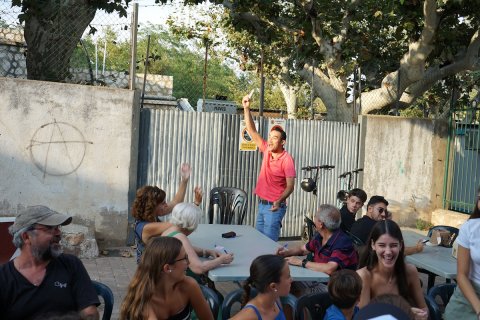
[315,204,341,231]
[170,203,202,231]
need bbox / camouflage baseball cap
[8,205,72,235]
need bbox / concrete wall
[0,77,139,247]
[358,115,449,226]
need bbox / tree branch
[400,28,480,105]
[333,0,362,50]
[399,0,439,82]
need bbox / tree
[12,0,130,81]
[175,0,480,122]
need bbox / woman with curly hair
[133,163,201,263]
[120,237,213,320]
[230,254,292,320]
[356,220,427,320]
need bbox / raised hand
[180,163,191,180]
[242,95,250,109]
[194,186,203,206]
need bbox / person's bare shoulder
[230,306,258,320]
[405,263,421,281]
[356,266,371,280]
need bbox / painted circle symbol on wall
[27,120,93,176]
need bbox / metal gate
[444,105,480,213]
[135,109,361,238]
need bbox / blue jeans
[255,202,287,241]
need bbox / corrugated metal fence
[136,109,361,238]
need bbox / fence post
[129,3,139,90]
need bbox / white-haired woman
[161,203,234,274]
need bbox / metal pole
[129,3,139,90]
[95,39,98,80]
[442,76,456,209]
[141,35,151,108]
[311,60,315,120]
[259,48,265,116]
[358,67,362,115]
[352,66,357,123]
[102,35,107,76]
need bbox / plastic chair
[427,283,456,320]
[200,285,221,320]
[345,230,365,247]
[427,226,459,248]
[418,226,459,290]
[208,187,248,225]
[295,292,332,320]
[221,288,297,320]
[92,280,114,320]
[424,294,440,320]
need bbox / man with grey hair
[276,204,358,295]
[0,205,100,319]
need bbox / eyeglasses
[172,254,189,264]
[377,208,386,214]
[30,225,61,233]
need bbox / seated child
[324,269,362,320]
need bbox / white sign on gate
[239,120,258,151]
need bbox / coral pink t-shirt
[255,140,296,202]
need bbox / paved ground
[82,238,443,320]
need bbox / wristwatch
[302,258,308,268]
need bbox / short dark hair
[348,188,367,203]
[271,126,287,141]
[328,269,362,309]
[367,195,389,208]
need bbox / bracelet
[302,258,308,268]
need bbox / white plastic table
[402,229,457,280]
[188,224,330,282]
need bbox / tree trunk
[278,82,298,119]
[24,0,97,81]
[298,63,353,122]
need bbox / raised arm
[174,233,234,274]
[242,95,264,147]
[165,163,191,213]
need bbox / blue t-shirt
[324,305,359,320]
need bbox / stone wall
[0,77,140,249]
[0,28,27,78]
[358,115,449,226]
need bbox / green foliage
[12,0,131,21]
[415,218,433,231]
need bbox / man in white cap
[0,205,99,319]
